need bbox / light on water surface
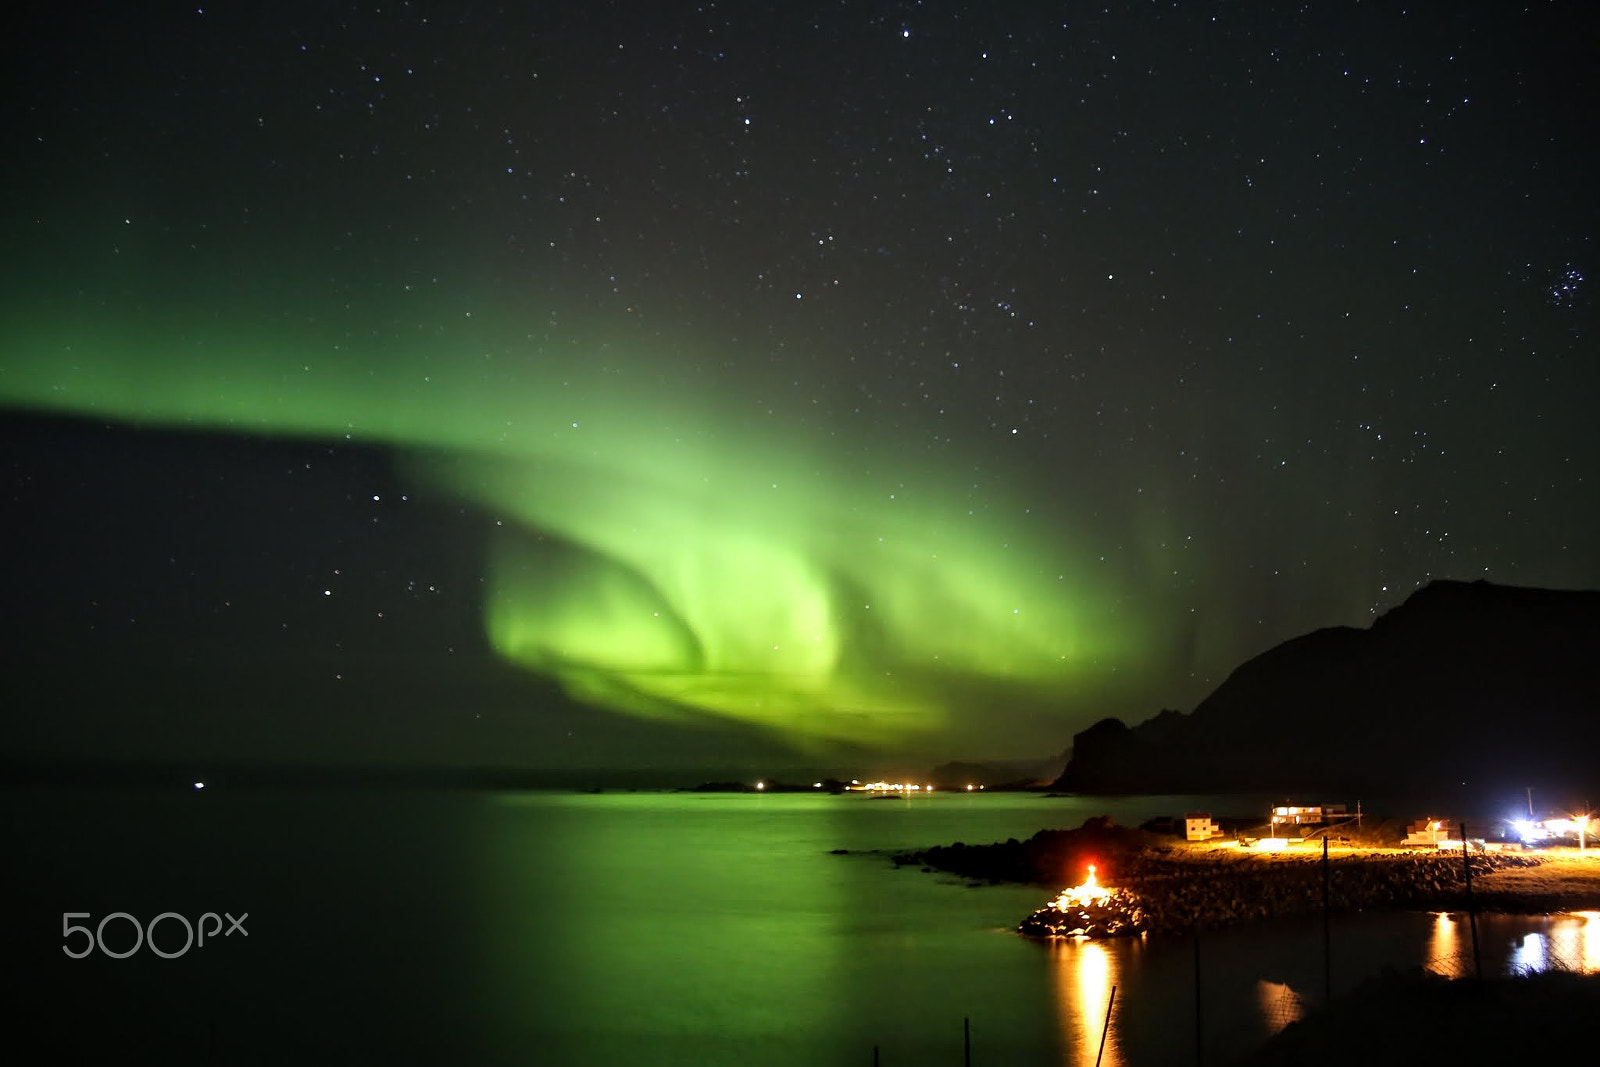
[1430,911,1465,977]
[21,789,1600,1065]
[1051,937,1122,1067]
[1505,911,1600,976]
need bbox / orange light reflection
[1048,937,1121,1067]
[1426,912,1465,978]
[1255,980,1305,1035]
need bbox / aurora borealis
[3,2,1597,770]
[2,298,1126,752]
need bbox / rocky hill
[1052,580,1600,797]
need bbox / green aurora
[0,290,1131,751]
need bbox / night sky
[2,2,1596,774]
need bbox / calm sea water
[7,787,1596,1065]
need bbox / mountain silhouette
[1053,580,1600,799]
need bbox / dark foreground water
[7,787,1597,1065]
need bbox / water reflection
[1254,980,1306,1034]
[1048,938,1122,1067]
[1511,929,1546,974]
[1430,910,1600,978]
[1426,911,1467,977]
[1513,911,1600,975]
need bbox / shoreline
[885,818,1600,935]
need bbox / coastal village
[984,799,1600,1065]
[855,791,1600,939]
[743,775,1600,929]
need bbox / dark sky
[2,1,1596,773]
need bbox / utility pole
[1461,820,1482,980]
[1322,837,1332,1007]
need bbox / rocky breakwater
[1116,848,1542,936]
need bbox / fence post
[1095,985,1117,1067]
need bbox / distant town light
[193,781,205,790]
[843,780,937,794]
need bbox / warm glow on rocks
[1021,863,1146,939]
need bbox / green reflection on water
[478,792,849,1064]
[471,791,1065,1065]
